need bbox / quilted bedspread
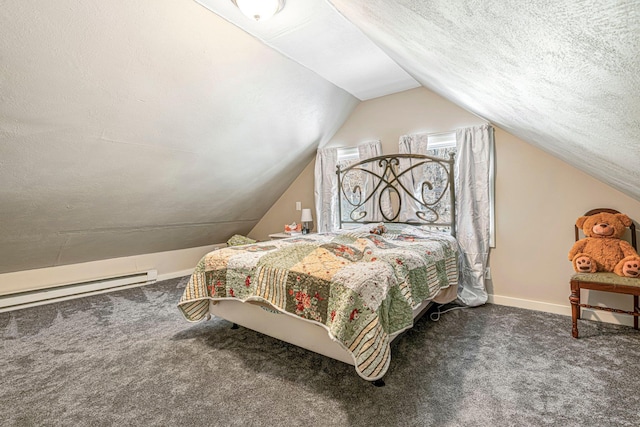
[178,224,458,381]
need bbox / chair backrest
[574,208,637,250]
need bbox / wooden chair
[569,208,640,338]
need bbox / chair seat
[571,272,640,288]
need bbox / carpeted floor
[1,277,639,426]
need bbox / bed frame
[210,153,457,385]
[337,153,456,234]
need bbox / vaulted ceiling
[1,0,638,275]
[329,0,640,199]
[0,0,357,274]
[208,0,639,199]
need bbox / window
[427,132,456,149]
[336,146,359,163]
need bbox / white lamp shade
[301,208,313,222]
[232,0,284,22]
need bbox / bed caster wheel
[231,323,239,329]
[372,379,385,387]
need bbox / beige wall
[325,86,487,151]
[491,127,640,322]
[249,160,317,241]
[252,86,640,325]
[249,87,486,240]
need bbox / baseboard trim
[0,267,197,314]
[488,294,570,316]
[0,273,157,313]
[0,243,226,298]
[488,294,635,327]
[157,268,196,282]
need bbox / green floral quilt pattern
[178,224,458,381]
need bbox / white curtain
[357,140,387,222]
[314,147,339,232]
[398,125,493,307]
[398,133,429,222]
[455,124,493,307]
[315,141,388,231]
[399,133,429,155]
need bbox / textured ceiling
[194,0,419,100]
[329,0,640,200]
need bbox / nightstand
[268,233,295,240]
[268,232,315,240]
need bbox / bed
[178,153,459,383]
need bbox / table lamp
[301,208,313,235]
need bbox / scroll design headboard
[336,153,456,236]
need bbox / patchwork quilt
[178,223,458,381]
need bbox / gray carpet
[1,277,639,427]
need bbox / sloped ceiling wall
[331,0,640,199]
[0,0,357,274]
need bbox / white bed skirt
[208,284,458,367]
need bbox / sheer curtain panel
[398,125,493,306]
[455,124,493,306]
[315,141,388,231]
[398,133,430,222]
[314,147,339,232]
[357,140,386,222]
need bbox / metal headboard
[336,153,456,236]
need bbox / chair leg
[634,295,639,330]
[569,282,580,338]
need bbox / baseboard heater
[0,270,158,313]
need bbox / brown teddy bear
[569,211,640,277]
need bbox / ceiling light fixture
[231,0,285,22]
